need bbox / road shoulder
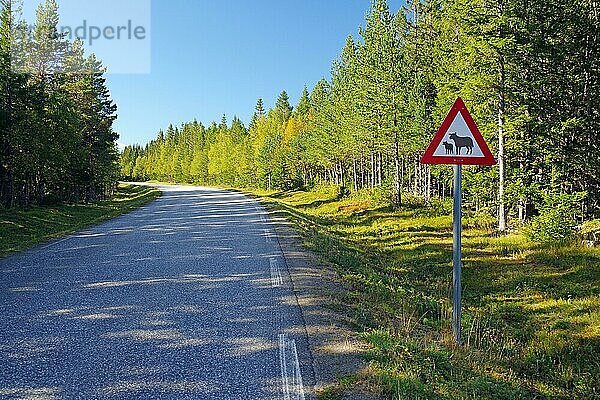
[262,203,377,400]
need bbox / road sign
[420,98,497,345]
[421,97,496,166]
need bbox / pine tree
[249,98,264,128]
[275,91,293,123]
[295,87,310,119]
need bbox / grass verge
[0,183,160,258]
[251,188,599,400]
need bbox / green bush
[369,184,394,207]
[313,182,345,198]
[580,219,600,246]
[524,192,586,245]
[400,192,428,208]
[465,207,497,230]
[427,197,453,217]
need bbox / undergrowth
[254,188,600,399]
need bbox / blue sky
[109,0,396,147]
[22,1,404,147]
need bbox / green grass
[0,183,161,258]
[251,188,600,400]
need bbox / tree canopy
[0,0,119,207]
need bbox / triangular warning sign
[421,98,496,166]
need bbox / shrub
[464,207,497,230]
[579,219,600,246]
[401,192,428,208]
[427,197,453,217]
[524,192,586,245]
[370,184,394,207]
[313,182,346,199]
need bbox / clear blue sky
[105,0,403,147]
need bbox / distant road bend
[0,184,314,399]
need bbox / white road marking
[255,206,266,223]
[270,258,283,288]
[40,236,71,249]
[256,206,271,242]
[278,333,305,400]
[264,228,273,243]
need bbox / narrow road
[0,185,314,399]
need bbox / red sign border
[421,98,497,166]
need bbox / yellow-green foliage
[256,190,600,399]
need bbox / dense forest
[121,0,600,229]
[0,0,118,207]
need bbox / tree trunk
[1,2,14,207]
[377,152,383,186]
[393,139,401,206]
[401,156,405,193]
[371,152,376,188]
[498,50,507,231]
[360,155,365,189]
[352,159,358,192]
[426,166,432,200]
[414,159,419,196]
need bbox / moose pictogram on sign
[421,98,496,166]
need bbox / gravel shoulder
[260,201,377,400]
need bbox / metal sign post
[421,98,497,346]
[452,165,462,344]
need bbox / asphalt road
[0,185,314,399]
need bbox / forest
[121,0,600,231]
[0,0,119,207]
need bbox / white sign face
[431,112,485,158]
[422,97,496,166]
